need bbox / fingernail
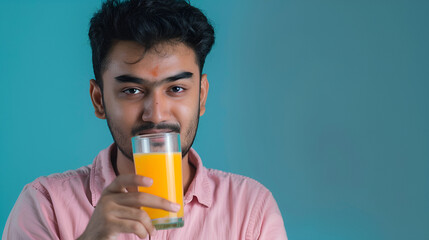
[143,177,153,186]
[171,203,181,212]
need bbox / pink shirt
[3,145,287,240]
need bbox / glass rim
[132,132,179,140]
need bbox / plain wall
[1,0,428,239]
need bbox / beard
[105,106,200,162]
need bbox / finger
[140,212,157,237]
[104,174,153,194]
[110,217,149,239]
[111,206,156,236]
[114,192,181,212]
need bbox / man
[3,0,287,239]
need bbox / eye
[170,86,184,93]
[123,88,142,95]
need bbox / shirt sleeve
[247,189,288,240]
[2,183,60,240]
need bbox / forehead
[103,41,199,79]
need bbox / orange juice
[133,152,184,221]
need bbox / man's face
[91,41,208,160]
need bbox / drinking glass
[132,132,184,230]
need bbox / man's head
[88,0,215,161]
[89,0,215,90]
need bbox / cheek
[105,93,141,127]
[171,97,199,129]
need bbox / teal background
[1,0,428,239]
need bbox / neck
[114,146,196,194]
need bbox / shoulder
[207,168,261,184]
[206,168,273,202]
[26,165,92,197]
[207,168,268,189]
[3,165,93,239]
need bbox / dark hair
[88,0,215,89]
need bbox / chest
[145,200,252,240]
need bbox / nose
[141,91,169,124]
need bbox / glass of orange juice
[132,133,184,230]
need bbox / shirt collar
[89,144,213,208]
[89,144,117,207]
[184,148,213,208]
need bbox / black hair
[88,0,215,89]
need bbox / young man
[3,0,287,239]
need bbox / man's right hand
[77,174,181,240]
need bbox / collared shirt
[3,145,287,240]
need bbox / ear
[199,74,209,116]
[90,79,106,119]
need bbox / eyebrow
[114,71,193,84]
